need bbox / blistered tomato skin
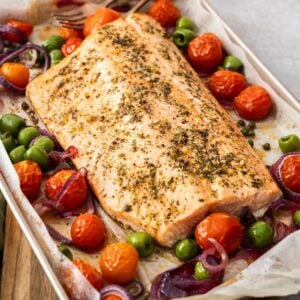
[148,0,181,27]
[14,160,42,200]
[73,258,104,290]
[280,154,300,193]
[209,70,247,102]
[99,242,138,284]
[71,213,106,249]
[45,169,88,211]
[187,33,223,72]
[195,212,243,254]
[234,85,272,121]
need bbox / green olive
[194,261,210,280]
[18,127,40,147]
[9,145,26,163]
[31,136,55,152]
[50,49,64,66]
[126,232,155,258]
[278,134,300,153]
[1,134,17,153]
[248,221,273,248]
[0,114,26,137]
[57,244,73,260]
[176,17,195,31]
[175,239,199,261]
[223,55,243,72]
[24,146,48,168]
[42,35,65,52]
[294,210,300,227]
[173,28,197,48]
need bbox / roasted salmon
[26,13,281,247]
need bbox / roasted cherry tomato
[61,37,83,56]
[234,85,272,121]
[58,26,83,40]
[73,258,104,290]
[187,33,223,72]
[0,62,29,88]
[99,242,139,284]
[280,154,300,193]
[4,19,33,42]
[83,8,121,37]
[195,212,243,254]
[14,160,42,200]
[45,169,88,211]
[148,0,181,27]
[71,213,106,249]
[209,70,247,102]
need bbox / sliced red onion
[46,223,73,246]
[0,36,3,53]
[0,42,50,93]
[48,168,86,213]
[49,145,78,163]
[266,198,300,215]
[273,220,293,243]
[200,238,229,274]
[33,201,52,216]
[270,152,300,202]
[86,191,95,214]
[125,280,144,298]
[19,48,38,68]
[150,254,224,300]
[100,285,132,300]
[218,99,234,110]
[0,24,26,43]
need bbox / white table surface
[209,0,300,103]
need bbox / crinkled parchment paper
[0,0,300,299]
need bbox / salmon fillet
[26,13,281,247]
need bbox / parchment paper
[0,0,300,299]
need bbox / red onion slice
[273,220,293,243]
[200,238,229,273]
[270,152,300,202]
[0,24,26,43]
[125,280,144,298]
[150,255,224,299]
[86,191,95,214]
[49,168,86,213]
[230,248,261,264]
[49,146,78,163]
[100,285,132,300]
[0,36,3,53]
[19,48,38,68]
[0,42,50,93]
[46,223,73,246]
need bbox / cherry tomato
[61,37,83,56]
[195,212,243,254]
[71,213,106,249]
[102,296,122,300]
[83,8,121,37]
[209,70,247,102]
[45,169,88,211]
[280,154,300,193]
[187,33,223,72]
[99,242,138,284]
[0,62,30,88]
[14,160,42,200]
[73,258,103,290]
[234,85,272,121]
[4,19,33,42]
[148,0,181,27]
[58,26,83,40]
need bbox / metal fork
[52,0,150,30]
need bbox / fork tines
[52,0,150,30]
